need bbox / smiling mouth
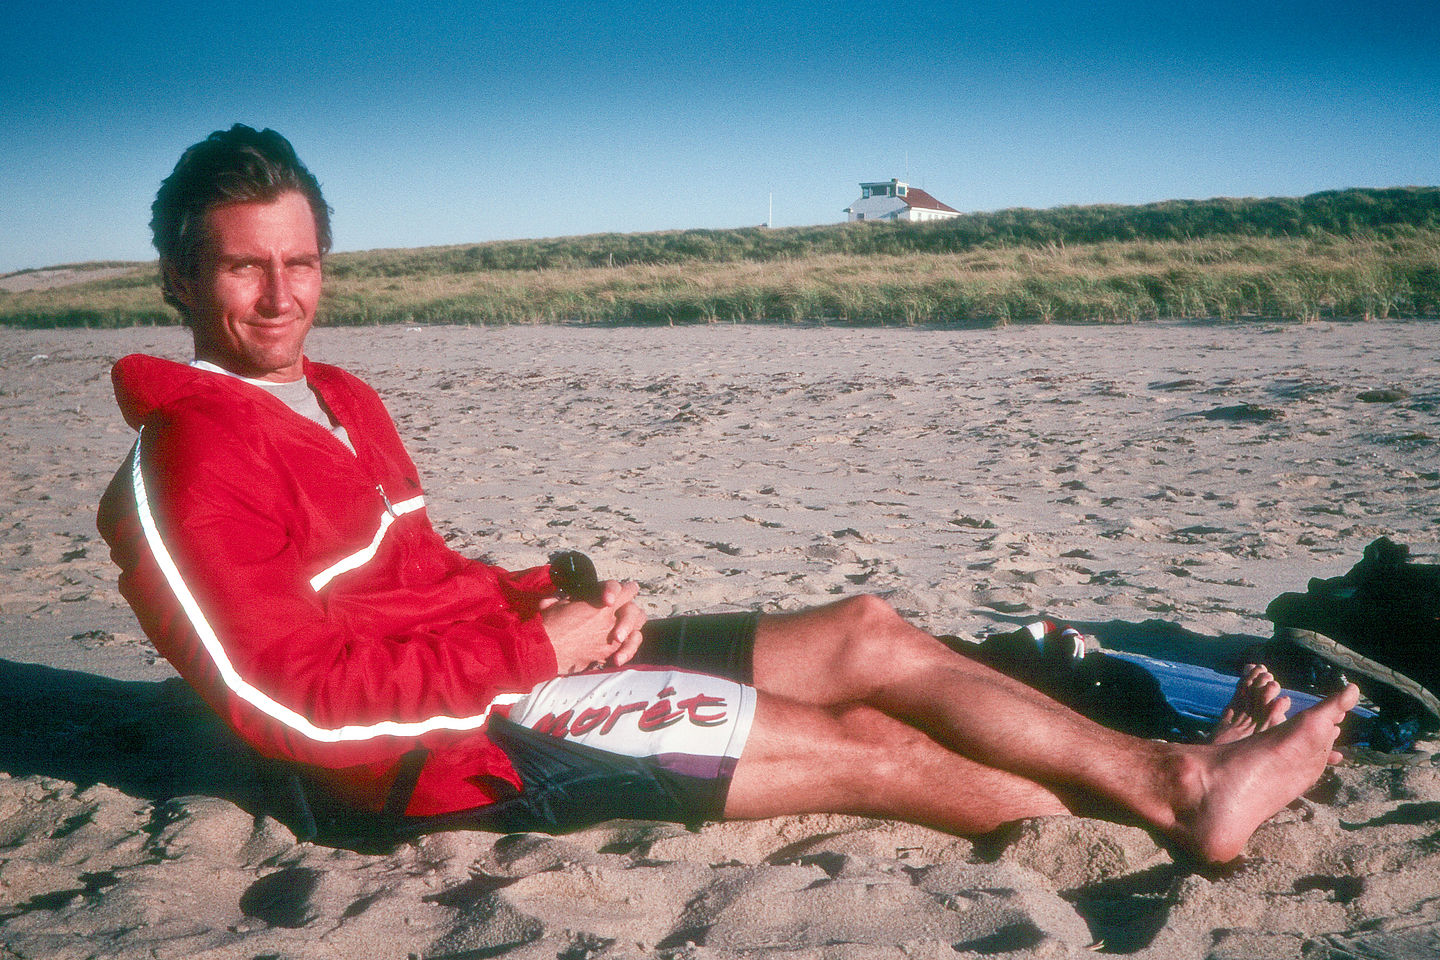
[245,318,302,331]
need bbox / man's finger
[608,603,648,666]
[611,631,644,667]
[600,579,640,607]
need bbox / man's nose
[256,262,294,315]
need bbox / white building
[843,179,961,223]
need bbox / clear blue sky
[2,0,1437,274]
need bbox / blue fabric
[1106,651,1375,725]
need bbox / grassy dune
[5,187,1439,327]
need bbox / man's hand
[539,580,648,674]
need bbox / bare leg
[1211,664,1292,745]
[725,694,1071,834]
[752,597,1186,795]
[748,595,1358,862]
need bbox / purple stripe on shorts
[654,752,738,781]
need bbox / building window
[855,213,865,220]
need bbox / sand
[0,266,143,294]
[2,319,1439,959]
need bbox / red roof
[903,187,959,213]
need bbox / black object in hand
[549,551,603,605]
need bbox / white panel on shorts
[503,668,756,780]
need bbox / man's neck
[191,359,306,386]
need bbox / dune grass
[5,187,1439,327]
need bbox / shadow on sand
[0,621,1272,845]
[1,620,1266,799]
[0,657,273,814]
[985,614,1267,670]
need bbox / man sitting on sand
[98,124,1359,864]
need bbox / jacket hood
[111,354,319,429]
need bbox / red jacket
[97,354,559,816]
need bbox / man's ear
[161,260,199,326]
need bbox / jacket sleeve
[132,407,559,769]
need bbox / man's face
[170,190,323,383]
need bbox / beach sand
[2,320,1438,958]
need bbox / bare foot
[1210,664,1292,745]
[1173,683,1358,863]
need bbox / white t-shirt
[191,360,356,454]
